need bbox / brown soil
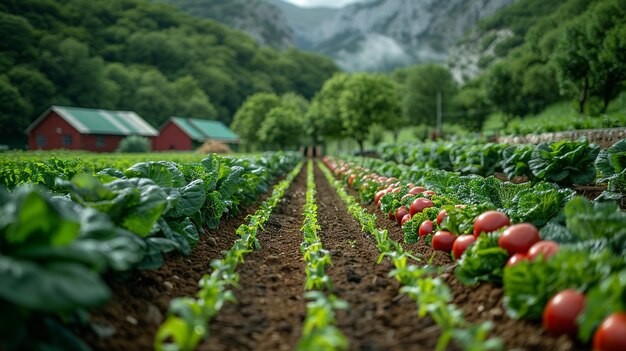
[198,165,308,351]
[346,182,583,350]
[80,190,273,350]
[313,163,442,351]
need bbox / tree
[451,82,491,132]
[339,73,401,154]
[258,93,308,150]
[401,64,457,130]
[306,73,350,146]
[483,62,524,127]
[231,92,280,151]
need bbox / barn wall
[28,112,82,150]
[154,122,193,151]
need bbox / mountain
[297,0,517,72]
[157,0,295,49]
[266,0,337,48]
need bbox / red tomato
[401,213,411,226]
[436,209,447,226]
[593,312,626,351]
[473,211,511,237]
[419,220,434,237]
[498,223,541,256]
[391,187,402,194]
[452,234,476,260]
[388,210,395,221]
[374,189,387,204]
[542,289,585,337]
[408,186,426,195]
[377,176,388,183]
[505,253,528,268]
[432,231,457,252]
[386,177,398,183]
[407,183,415,188]
[528,241,559,261]
[348,174,357,186]
[423,190,437,197]
[395,206,409,225]
[410,198,434,217]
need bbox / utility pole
[436,90,442,139]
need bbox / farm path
[313,162,441,351]
[199,165,308,351]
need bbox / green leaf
[0,256,110,312]
[2,188,80,247]
[577,270,626,343]
[124,161,185,188]
[166,179,206,218]
[455,233,508,285]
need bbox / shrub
[116,135,150,153]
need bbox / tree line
[232,0,625,153]
[0,0,337,147]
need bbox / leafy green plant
[528,138,600,185]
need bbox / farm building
[25,106,158,152]
[154,117,240,151]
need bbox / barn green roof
[170,117,240,143]
[26,106,158,136]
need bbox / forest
[0,0,338,148]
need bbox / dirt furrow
[314,162,442,351]
[82,189,274,351]
[198,166,308,351]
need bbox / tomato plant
[436,209,447,226]
[498,223,540,256]
[528,241,559,261]
[505,253,527,268]
[410,198,433,217]
[395,206,409,225]
[419,220,434,237]
[593,312,626,351]
[473,211,510,237]
[432,231,456,252]
[408,186,425,195]
[542,289,585,337]
[452,234,476,260]
[401,213,411,226]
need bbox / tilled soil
[199,165,308,351]
[313,163,441,351]
[81,188,273,350]
[349,181,583,350]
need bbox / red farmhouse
[154,117,240,151]
[25,106,158,152]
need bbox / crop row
[0,151,301,351]
[155,161,303,351]
[379,138,626,197]
[327,155,626,350]
[297,160,348,350]
[318,160,502,350]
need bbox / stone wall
[497,128,626,148]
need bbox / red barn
[25,106,158,152]
[154,117,240,151]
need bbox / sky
[282,0,367,8]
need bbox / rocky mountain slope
[158,0,295,49]
[300,0,517,71]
